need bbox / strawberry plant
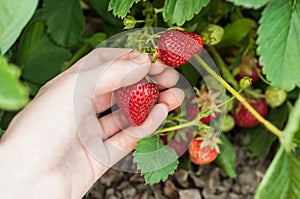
[1,0,300,198]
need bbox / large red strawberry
[114,79,159,126]
[157,30,204,67]
[232,97,268,128]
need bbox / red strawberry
[188,138,218,165]
[232,97,268,128]
[114,79,159,126]
[157,30,204,67]
[235,58,262,83]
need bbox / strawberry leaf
[218,18,255,46]
[214,134,237,178]
[0,56,29,110]
[257,0,300,90]
[108,0,141,19]
[133,135,178,185]
[281,94,300,152]
[17,19,70,84]
[163,0,210,26]
[43,0,85,47]
[255,147,300,199]
[0,0,38,54]
[225,0,270,9]
[84,0,123,34]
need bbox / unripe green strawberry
[265,86,287,108]
[201,24,224,45]
[222,115,235,132]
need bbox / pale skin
[0,48,184,198]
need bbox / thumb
[75,52,151,98]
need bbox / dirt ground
[83,133,272,199]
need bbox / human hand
[0,48,184,198]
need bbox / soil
[83,133,271,199]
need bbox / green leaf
[282,94,300,152]
[0,0,38,54]
[218,18,255,46]
[17,20,70,84]
[0,128,4,137]
[257,0,300,91]
[84,0,123,35]
[24,81,43,97]
[86,33,107,48]
[0,111,17,130]
[180,64,201,86]
[255,147,300,199]
[226,0,270,9]
[241,102,290,157]
[108,0,141,19]
[215,134,237,178]
[0,56,29,110]
[43,0,85,47]
[163,0,210,26]
[133,135,178,185]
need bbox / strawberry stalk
[155,111,210,135]
[193,54,283,138]
[209,46,240,90]
[155,119,199,134]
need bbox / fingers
[148,60,166,75]
[158,88,185,111]
[94,65,179,113]
[65,48,135,73]
[74,52,151,103]
[151,68,179,89]
[98,110,130,139]
[103,103,169,166]
[98,88,185,138]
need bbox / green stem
[218,90,242,108]
[155,119,198,134]
[257,69,272,86]
[135,20,146,23]
[194,54,283,137]
[209,46,240,90]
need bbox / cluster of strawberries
[114,29,269,165]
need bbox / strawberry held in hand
[114,78,159,126]
[158,30,204,67]
[232,97,268,128]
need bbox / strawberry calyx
[194,129,221,153]
[187,85,222,124]
[188,129,221,165]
